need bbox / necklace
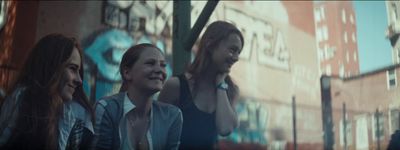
[127,112,150,149]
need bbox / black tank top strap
[177,74,192,108]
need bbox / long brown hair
[119,43,163,92]
[188,21,244,101]
[2,34,94,150]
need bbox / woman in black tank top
[159,21,244,150]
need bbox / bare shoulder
[158,76,180,105]
[167,76,180,85]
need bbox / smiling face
[123,47,167,94]
[59,47,82,101]
[211,33,243,73]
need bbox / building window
[320,6,325,20]
[392,3,398,23]
[316,27,322,42]
[346,51,349,63]
[350,14,354,24]
[339,64,345,78]
[326,64,331,76]
[352,32,356,43]
[353,51,357,62]
[314,8,321,22]
[387,69,397,89]
[342,9,346,24]
[344,31,348,43]
[318,48,324,61]
[397,47,400,64]
[371,113,385,141]
[390,109,400,133]
[325,44,335,59]
[323,25,329,41]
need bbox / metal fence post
[375,109,381,150]
[342,102,347,150]
[292,96,297,150]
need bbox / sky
[353,1,393,73]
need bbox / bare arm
[215,74,239,136]
[158,77,180,106]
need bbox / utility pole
[172,0,191,76]
[172,0,219,75]
[320,76,334,150]
[342,102,347,150]
[292,96,297,150]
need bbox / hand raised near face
[215,73,228,86]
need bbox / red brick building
[314,1,360,78]
[329,64,400,150]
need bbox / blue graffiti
[83,29,134,100]
[224,100,268,144]
[84,29,134,81]
[83,28,173,101]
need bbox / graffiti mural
[83,0,299,146]
[227,99,269,144]
[82,28,173,100]
[85,29,133,82]
[225,6,290,70]
[102,1,173,36]
[84,1,175,100]
[103,0,293,71]
[83,29,134,100]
